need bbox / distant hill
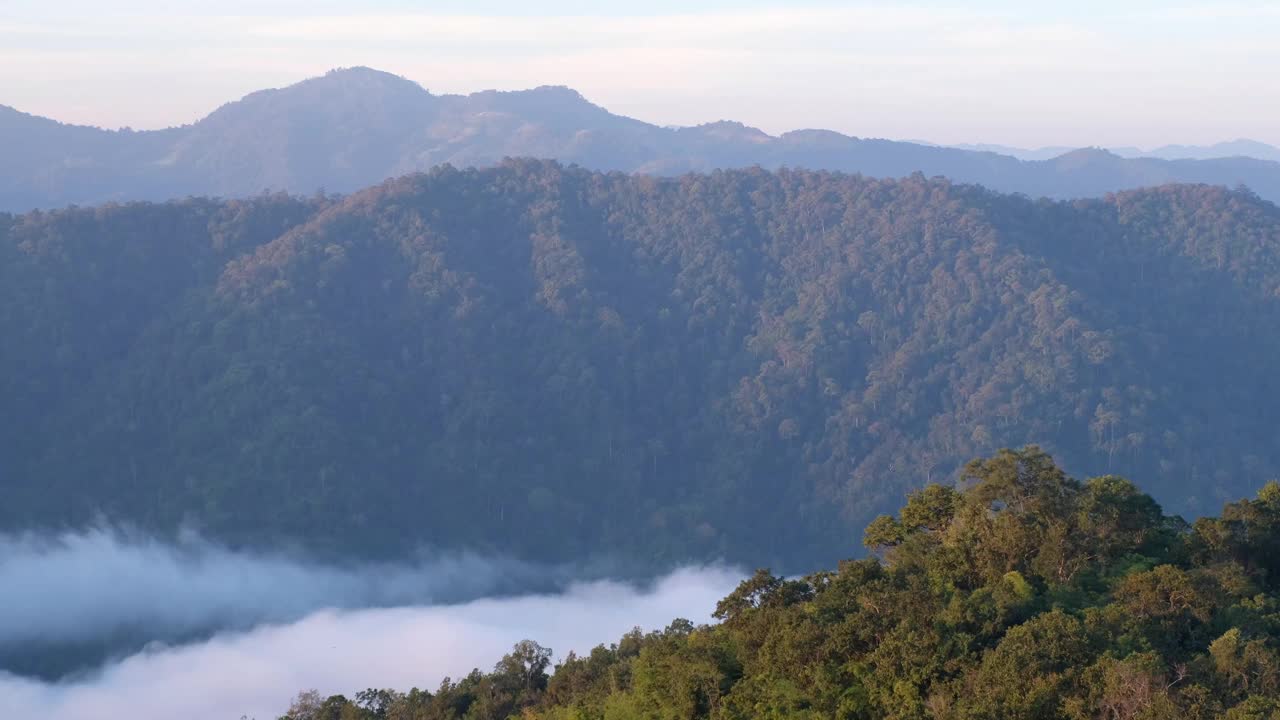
[950,143,1078,161]
[4,67,1280,210]
[6,161,1280,569]
[956,139,1280,163]
[1128,139,1280,162]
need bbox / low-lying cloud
[0,567,739,720]
[0,527,549,648]
[0,528,741,720]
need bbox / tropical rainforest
[277,448,1280,720]
[4,161,1280,570]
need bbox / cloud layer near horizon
[0,528,549,648]
[0,537,740,720]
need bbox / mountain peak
[684,120,773,142]
[458,85,617,129]
[324,65,397,78]
[198,66,435,129]
[466,84,598,109]
[1048,147,1124,167]
[0,103,87,133]
[301,66,429,94]
[779,128,858,146]
[1059,147,1119,159]
[526,85,588,101]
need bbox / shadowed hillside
[4,162,1280,569]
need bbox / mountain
[6,161,1280,570]
[959,139,1280,163]
[5,67,1280,210]
[1132,139,1280,162]
[973,140,1280,163]
[951,142,1078,161]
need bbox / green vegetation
[5,162,1280,567]
[285,448,1280,720]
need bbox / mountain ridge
[6,161,1280,570]
[5,67,1280,211]
[957,138,1280,163]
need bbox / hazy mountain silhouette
[956,139,1280,163]
[950,143,1078,161]
[4,66,1280,211]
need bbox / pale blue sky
[3,1,1278,147]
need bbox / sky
[1,1,1278,149]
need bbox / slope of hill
[290,448,1280,720]
[4,67,1280,210]
[4,162,1280,569]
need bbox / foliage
[5,163,1280,568]
[291,449,1280,719]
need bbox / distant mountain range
[3,66,1280,211]
[952,139,1280,163]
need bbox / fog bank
[0,567,740,720]
[0,527,546,648]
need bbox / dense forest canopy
[277,448,1280,720]
[4,161,1280,569]
[4,67,1280,211]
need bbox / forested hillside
[287,448,1280,720]
[4,162,1280,568]
[5,67,1280,211]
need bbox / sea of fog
[0,529,741,720]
